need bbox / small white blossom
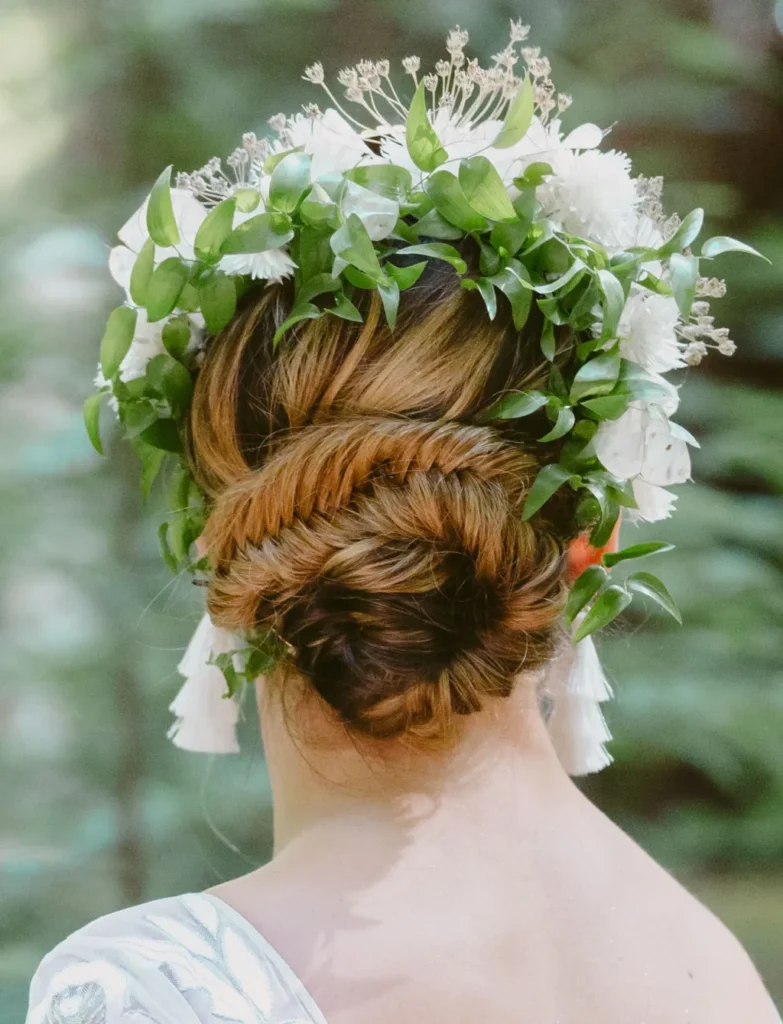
[538,148,639,248]
[718,335,737,356]
[618,289,685,374]
[630,480,678,523]
[509,19,531,42]
[302,62,324,85]
[402,55,421,75]
[684,341,708,366]
[221,248,296,282]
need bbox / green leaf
[162,317,192,360]
[701,235,770,262]
[535,259,586,295]
[269,151,312,213]
[540,319,556,361]
[100,306,137,379]
[490,219,529,257]
[471,277,498,320]
[296,225,333,279]
[492,74,534,149]
[458,156,517,222]
[194,197,236,263]
[521,463,577,521]
[121,400,159,438]
[222,212,294,254]
[585,482,620,548]
[573,584,632,642]
[570,346,622,403]
[626,571,682,623]
[83,391,106,455]
[669,252,699,317]
[263,144,305,174]
[296,272,342,305]
[564,565,608,628]
[513,162,552,189]
[539,405,575,442]
[603,541,675,568]
[146,353,193,410]
[479,243,502,277]
[597,269,625,341]
[481,390,548,421]
[273,302,321,346]
[166,462,191,512]
[385,260,427,290]
[129,238,155,306]
[343,265,377,289]
[424,170,489,232]
[581,394,630,420]
[139,418,183,453]
[137,442,166,500]
[377,277,400,329]
[146,257,189,322]
[489,261,533,330]
[199,270,237,333]
[300,182,338,226]
[234,188,261,213]
[347,164,413,201]
[396,242,467,275]
[405,80,448,173]
[330,213,384,280]
[146,165,180,247]
[413,208,464,240]
[176,282,200,313]
[659,207,704,256]
[330,292,363,322]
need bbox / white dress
[26,893,327,1024]
[27,892,782,1023]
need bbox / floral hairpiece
[87,21,767,770]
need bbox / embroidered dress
[26,893,327,1024]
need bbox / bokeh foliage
[0,0,781,1018]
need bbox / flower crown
[87,21,766,769]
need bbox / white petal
[108,245,135,296]
[342,180,399,240]
[562,123,604,150]
[640,418,692,486]
[593,407,647,479]
[630,479,678,522]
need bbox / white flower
[630,479,678,523]
[341,180,399,240]
[109,188,208,300]
[220,248,296,281]
[284,108,380,180]
[538,148,639,247]
[618,289,685,374]
[593,389,698,522]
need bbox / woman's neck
[256,674,581,859]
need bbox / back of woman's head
[190,252,578,742]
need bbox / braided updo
[190,251,579,742]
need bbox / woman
[28,22,779,1023]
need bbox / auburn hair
[189,247,579,743]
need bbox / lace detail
[27,894,327,1024]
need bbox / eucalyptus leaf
[564,565,608,628]
[385,261,427,290]
[489,261,533,330]
[539,405,575,442]
[481,390,548,421]
[570,346,622,403]
[146,257,190,322]
[377,277,400,329]
[397,243,467,275]
[331,214,384,279]
[458,156,517,222]
[129,238,155,306]
[701,235,770,262]
[222,212,294,254]
[492,75,534,149]
[83,392,105,455]
[669,252,699,317]
[425,170,489,232]
[603,542,675,568]
[659,207,704,256]
[626,571,682,623]
[100,306,137,380]
[521,463,577,521]
[573,584,632,642]
[194,197,236,263]
[405,80,448,172]
[146,165,180,247]
[199,270,237,333]
[597,269,625,341]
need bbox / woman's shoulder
[26,892,326,1024]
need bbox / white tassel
[545,635,614,776]
[168,613,246,754]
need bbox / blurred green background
[0,0,781,1019]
